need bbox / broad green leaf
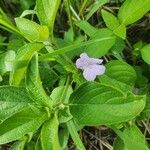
[101,9,119,30]
[141,44,150,64]
[0,86,33,123]
[0,75,2,82]
[133,40,143,50]
[19,0,34,10]
[99,75,133,93]
[97,12,126,40]
[50,86,73,104]
[20,10,37,18]
[64,28,74,43]
[111,37,125,53]
[7,35,24,52]
[0,50,16,75]
[118,0,150,25]
[10,138,27,150]
[143,95,150,118]
[69,82,145,126]
[39,62,58,91]
[39,35,116,61]
[15,18,49,42]
[105,60,136,86]
[86,29,116,57]
[35,136,42,150]
[86,0,108,20]
[67,120,86,150]
[113,24,126,39]
[134,66,148,88]
[113,125,149,150]
[75,20,97,37]
[40,114,59,150]
[50,86,73,123]
[10,43,44,85]
[25,141,36,150]
[0,106,48,144]
[36,0,61,37]
[113,137,125,150]
[0,8,20,34]
[59,126,69,150]
[26,53,52,108]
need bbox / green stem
[67,120,86,150]
[79,0,88,17]
[64,0,74,33]
[0,19,21,35]
[60,75,71,103]
[70,5,81,20]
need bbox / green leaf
[99,75,133,93]
[10,43,44,85]
[50,86,73,104]
[0,8,20,34]
[111,37,125,53]
[64,28,74,43]
[50,86,73,123]
[59,126,69,150]
[112,125,149,150]
[39,62,58,91]
[143,95,150,118]
[101,9,120,30]
[105,60,137,86]
[67,120,86,150]
[0,50,16,75]
[113,24,126,39]
[118,0,150,25]
[35,136,42,150]
[0,106,48,144]
[15,18,49,42]
[10,138,27,150]
[36,0,61,37]
[20,10,37,18]
[134,66,148,88]
[86,0,108,20]
[69,82,145,126]
[25,141,36,150]
[113,137,125,150]
[39,35,116,61]
[7,36,24,52]
[26,53,52,108]
[86,29,116,57]
[75,20,97,37]
[99,12,126,39]
[0,86,33,123]
[40,114,59,150]
[133,40,143,50]
[141,44,150,64]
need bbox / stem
[79,0,88,17]
[64,0,74,33]
[67,119,86,150]
[60,75,71,103]
[49,0,61,41]
[70,5,81,20]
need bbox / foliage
[0,0,150,149]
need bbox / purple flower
[76,53,105,81]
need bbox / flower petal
[91,64,106,75]
[76,58,84,69]
[76,53,89,69]
[83,68,97,81]
[90,58,103,64]
[80,53,89,59]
